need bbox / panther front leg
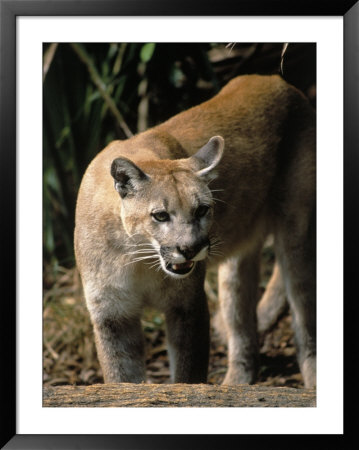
[84,284,147,383]
[93,315,146,383]
[165,283,210,383]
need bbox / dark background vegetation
[43,43,316,387]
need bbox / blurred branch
[280,43,289,76]
[225,43,236,55]
[113,43,128,75]
[70,43,133,138]
[43,43,58,82]
[137,78,149,132]
[137,62,149,132]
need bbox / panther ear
[189,136,224,180]
[111,157,150,198]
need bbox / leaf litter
[43,248,303,388]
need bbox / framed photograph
[1,0,357,448]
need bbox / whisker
[148,261,162,270]
[210,248,224,256]
[122,260,136,268]
[123,243,154,248]
[124,247,155,251]
[210,235,224,244]
[122,254,159,267]
[124,250,157,255]
[209,250,224,257]
[131,255,159,262]
[144,260,160,266]
[211,197,228,205]
[210,239,223,247]
[209,236,225,257]
[210,240,224,248]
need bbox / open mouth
[165,260,195,276]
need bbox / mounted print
[5,3,353,445]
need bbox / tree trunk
[43,383,316,407]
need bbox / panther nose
[177,241,208,261]
[176,246,197,261]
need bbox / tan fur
[75,74,316,387]
[257,262,287,333]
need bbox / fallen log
[43,383,316,407]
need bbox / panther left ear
[111,157,150,199]
[189,136,224,180]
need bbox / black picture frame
[1,0,357,448]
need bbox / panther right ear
[188,136,224,181]
[111,157,150,198]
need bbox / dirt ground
[43,252,304,389]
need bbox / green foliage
[43,42,316,268]
[43,43,220,266]
[140,43,156,63]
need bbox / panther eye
[195,204,210,219]
[152,210,170,222]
